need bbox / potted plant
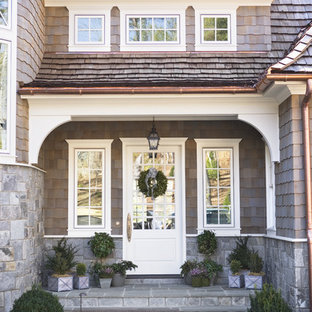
[227,237,251,274]
[90,262,114,288]
[201,259,223,286]
[245,251,264,289]
[197,230,217,258]
[73,263,89,290]
[111,260,138,287]
[46,238,77,292]
[190,267,205,287]
[228,260,244,288]
[88,232,115,287]
[180,260,198,285]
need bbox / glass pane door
[132,151,175,231]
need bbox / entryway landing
[56,283,252,312]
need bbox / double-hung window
[67,140,112,237]
[68,7,110,52]
[196,139,241,236]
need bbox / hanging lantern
[147,119,160,150]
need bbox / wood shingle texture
[23,0,312,90]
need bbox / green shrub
[230,260,241,275]
[248,284,291,312]
[76,263,86,276]
[180,260,198,277]
[249,251,263,274]
[227,237,251,270]
[10,285,63,312]
[112,260,138,276]
[46,238,77,275]
[201,259,223,279]
[88,232,115,261]
[197,230,217,257]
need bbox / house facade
[0,0,311,311]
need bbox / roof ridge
[271,20,312,72]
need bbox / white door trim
[121,137,187,273]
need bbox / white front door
[123,139,185,275]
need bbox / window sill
[120,44,186,52]
[199,227,241,236]
[195,43,237,52]
[67,229,111,237]
[68,44,111,52]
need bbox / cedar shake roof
[23,0,312,90]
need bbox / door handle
[127,213,132,242]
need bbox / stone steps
[57,284,252,312]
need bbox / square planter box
[48,276,73,292]
[245,274,263,290]
[73,276,89,290]
[228,274,244,288]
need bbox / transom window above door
[127,16,179,43]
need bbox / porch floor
[54,284,252,312]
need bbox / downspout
[302,79,312,310]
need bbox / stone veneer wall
[237,6,271,51]
[0,165,44,312]
[265,238,309,312]
[275,96,306,238]
[38,120,266,236]
[17,0,45,163]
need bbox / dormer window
[127,16,179,44]
[195,9,237,51]
[68,7,110,52]
[202,15,229,43]
[75,16,105,44]
[120,8,186,52]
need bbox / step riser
[125,278,184,285]
[60,295,250,309]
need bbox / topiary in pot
[248,284,291,312]
[46,238,78,292]
[73,263,89,290]
[10,285,64,312]
[228,260,244,288]
[197,230,217,258]
[201,259,223,285]
[88,232,115,264]
[245,251,264,289]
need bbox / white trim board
[26,94,280,164]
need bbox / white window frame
[68,7,110,52]
[195,139,241,236]
[66,139,113,237]
[194,8,237,51]
[126,15,180,45]
[120,7,186,52]
[0,0,16,164]
[0,0,10,30]
[75,15,105,45]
